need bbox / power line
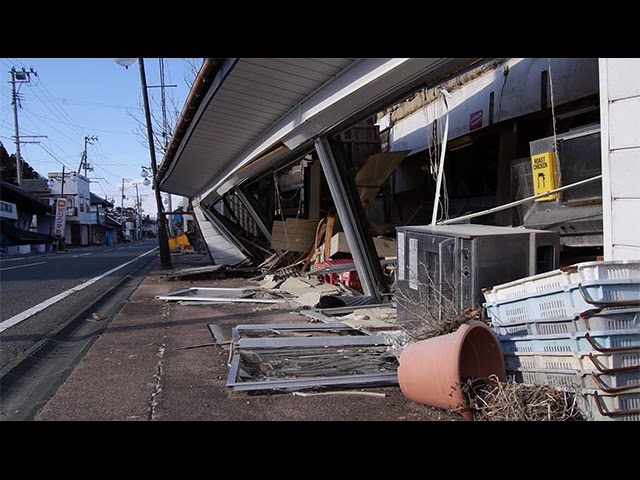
[31,77,86,132]
[20,108,83,153]
[26,82,86,138]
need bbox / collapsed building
[155,58,640,420]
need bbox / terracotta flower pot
[398,320,505,420]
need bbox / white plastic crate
[492,307,640,336]
[580,389,640,421]
[485,279,640,325]
[483,260,640,304]
[499,329,640,354]
[508,368,640,392]
[504,350,640,373]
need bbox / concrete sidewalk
[35,252,456,421]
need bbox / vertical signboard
[531,151,558,201]
[53,198,67,237]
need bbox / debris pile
[462,374,584,421]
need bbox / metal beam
[228,372,398,391]
[237,334,388,349]
[226,353,241,387]
[314,136,386,301]
[157,295,285,304]
[234,188,272,242]
[235,322,351,331]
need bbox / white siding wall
[383,58,599,155]
[599,58,640,260]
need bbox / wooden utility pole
[138,58,172,269]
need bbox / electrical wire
[548,58,559,152]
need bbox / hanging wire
[273,173,290,250]
[548,58,559,152]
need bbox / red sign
[53,198,67,237]
[469,110,483,131]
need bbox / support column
[314,136,386,301]
[495,121,518,226]
[234,188,272,242]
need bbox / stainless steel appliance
[395,224,559,327]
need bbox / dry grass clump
[462,375,584,421]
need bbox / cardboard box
[329,232,396,259]
[270,218,320,252]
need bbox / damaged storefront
[155,58,640,421]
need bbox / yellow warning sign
[531,151,558,201]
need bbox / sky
[0,58,200,218]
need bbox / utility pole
[135,183,140,240]
[139,58,172,269]
[121,178,126,240]
[9,66,37,185]
[59,165,66,251]
[77,135,98,177]
[113,57,173,268]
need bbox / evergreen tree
[0,142,42,183]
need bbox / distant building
[23,172,92,246]
[89,192,121,245]
[0,180,54,254]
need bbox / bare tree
[182,58,204,89]
[127,58,202,157]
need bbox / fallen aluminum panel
[225,320,398,393]
[159,295,285,304]
[234,322,350,332]
[193,201,248,266]
[157,287,287,304]
[236,335,388,349]
[227,372,398,392]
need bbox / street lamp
[141,165,151,186]
[114,58,172,269]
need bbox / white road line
[0,261,48,272]
[72,253,93,258]
[0,247,158,334]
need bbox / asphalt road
[0,239,159,373]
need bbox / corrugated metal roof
[159,58,480,200]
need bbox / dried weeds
[462,375,584,421]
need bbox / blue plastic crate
[503,350,640,373]
[491,307,640,337]
[509,368,640,392]
[485,279,640,326]
[581,389,640,421]
[499,329,640,354]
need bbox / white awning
[158,58,479,203]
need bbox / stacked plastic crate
[482,261,640,421]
